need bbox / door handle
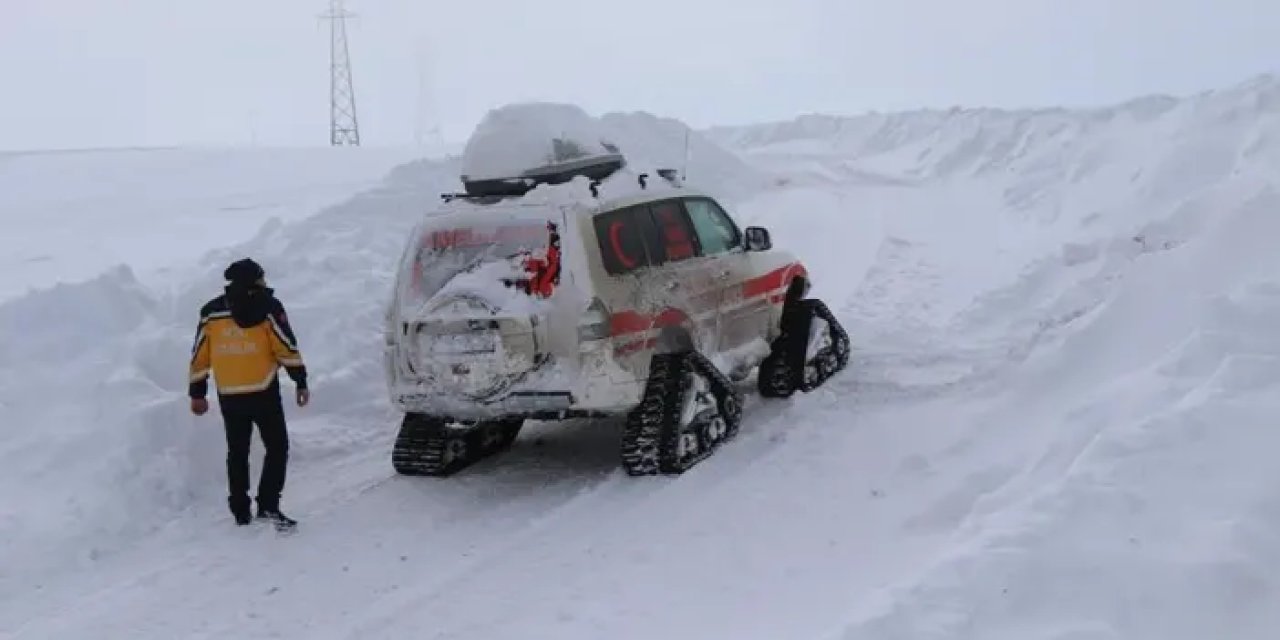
[715,269,732,280]
[665,280,680,291]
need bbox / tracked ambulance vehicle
[383,105,850,476]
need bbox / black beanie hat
[224,258,265,286]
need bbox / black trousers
[218,384,289,511]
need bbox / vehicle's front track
[758,297,851,398]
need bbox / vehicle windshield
[395,214,557,315]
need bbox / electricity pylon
[321,0,360,146]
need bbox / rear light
[578,297,612,341]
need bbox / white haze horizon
[5,71,1279,156]
[3,0,1278,151]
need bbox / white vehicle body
[383,167,810,423]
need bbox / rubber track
[620,353,685,476]
[758,297,851,397]
[392,415,523,477]
[757,349,798,399]
[798,298,851,392]
[621,351,743,476]
[688,349,744,439]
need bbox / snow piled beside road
[3,76,1280,639]
[726,74,1280,640]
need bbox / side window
[594,206,658,275]
[685,198,741,255]
[647,199,698,263]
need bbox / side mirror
[745,226,772,252]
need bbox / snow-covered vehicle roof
[390,100,708,335]
[458,103,630,198]
[436,103,701,220]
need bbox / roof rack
[440,152,628,204]
[439,193,512,204]
[459,153,626,198]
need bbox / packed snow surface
[4,77,1280,639]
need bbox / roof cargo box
[459,103,626,198]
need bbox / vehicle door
[682,196,770,353]
[645,197,727,353]
[591,203,666,373]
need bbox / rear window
[594,205,658,275]
[593,200,699,275]
[397,217,554,311]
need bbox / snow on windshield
[460,103,623,181]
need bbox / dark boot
[229,495,252,525]
[256,500,297,530]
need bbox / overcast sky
[3,0,1276,150]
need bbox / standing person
[188,258,310,529]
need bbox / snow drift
[4,77,1280,639]
[711,74,1280,639]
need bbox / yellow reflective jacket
[188,293,307,398]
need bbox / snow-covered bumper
[385,340,645,421]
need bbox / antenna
[321,0,361,146]
[681,127,691,181]
[414,51,425,148]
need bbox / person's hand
[296,388,310,407]
[191,397,209,416]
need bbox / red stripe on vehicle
[742,262,806,300]
[610,308,690,337]
[608,262,807,338]
[614,337,658,356]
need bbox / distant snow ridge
[706,73,1280,185]
[599,110,771,196]
[0,147,422,301]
